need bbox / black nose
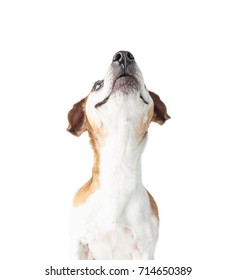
[112,51,135,68]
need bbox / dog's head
[67,51,170,139]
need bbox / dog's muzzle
[95,51,149,108]
[111,51,138,90]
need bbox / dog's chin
[95,76,148,108]
[112,76,139,94]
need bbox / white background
[0,0,237,279]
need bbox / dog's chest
[69,186,158,259]
[70,185,150,233]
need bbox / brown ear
[149,91,170,125]
[67,97,87,136]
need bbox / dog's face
[67,51,170,139]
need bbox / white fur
[69,57,159,260]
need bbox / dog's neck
[90,123,147,194]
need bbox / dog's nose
[112,51,135,68]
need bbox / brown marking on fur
[73,179,92,207]
[137,101,154,139]
[73,177,99,207]
[68,97,103,207]
[147,190,159,219]
[86,104,106,141]
[72,134,101,207]
[87,121,101,177]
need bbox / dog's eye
[92,80,104,91]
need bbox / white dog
[67,51,170,259]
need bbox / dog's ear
[67,97,88,136]
[149,91,170,125]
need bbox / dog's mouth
[95,74,148,108]
[117,73,134,79]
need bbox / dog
[67,51,170,259]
